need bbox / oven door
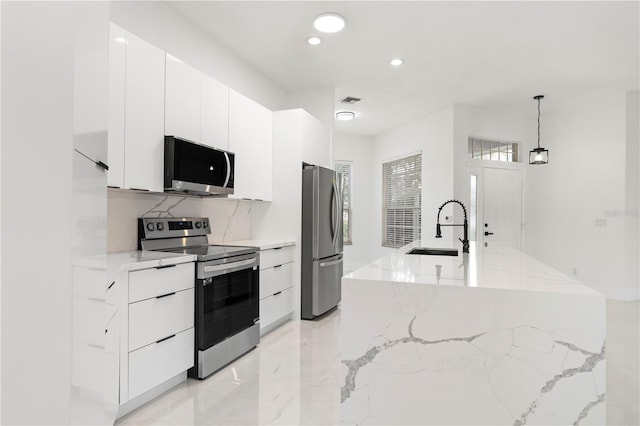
[195,254,259,351]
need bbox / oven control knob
[203,221,208,228]
[146,222,155,232]
[195,221,202,229]
[156,222,164,231]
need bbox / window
[335,162,352,245]
[468,137,519,162]
[382,153,422,247]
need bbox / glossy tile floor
[117,300,639,425]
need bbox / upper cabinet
[107,25,271,199]
[200,74,229,150]
[165,54,229,150]
[123,32,165,192]
[164,55,201,143]
[228,90,273,201]
[107,24,126,188]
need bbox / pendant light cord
[537,97,541,149]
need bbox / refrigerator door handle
[331,179,339,246]
[319,257,343,268]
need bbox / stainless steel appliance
[138,217,259,379]
[164,136,234,196]
[301,165,344,319]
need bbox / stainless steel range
[138,217,260,379]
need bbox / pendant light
[529,95,549,165]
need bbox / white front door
[482,168,522,249]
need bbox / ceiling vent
[339,96,362,105]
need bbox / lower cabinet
[118,261,195,406]
[259,245,295,334]
[128,328,194,399]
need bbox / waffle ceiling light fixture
[529,95,549,165]
[336,111,355,121]
[314,13,345,33]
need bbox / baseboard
[260,313,292,336]
[116,371,187,420]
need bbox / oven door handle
[201,258,258,278]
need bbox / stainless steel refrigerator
[301,165,344,320]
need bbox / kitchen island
[340,241,605,425]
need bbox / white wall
[371,107,455,260]
[625,91,639,298]
[110,1,287,111]
[287,87,335,133]
[524,90,637,300]
[333,133,375,273]
[1,2,108,423]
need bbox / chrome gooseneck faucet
[435,199,469,254]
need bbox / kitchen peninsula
[340,242,605,425]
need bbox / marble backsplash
[107,189,251,253]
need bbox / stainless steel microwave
[164,136,234,196]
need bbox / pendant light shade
[529,95,549,165]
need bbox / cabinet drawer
[260,245,295,269]
[129,288,194,351]
[129,262,194,303]
[129,327,194,400]
[73,297,105,347]
[259,262,294,300]
[260,287,293,330]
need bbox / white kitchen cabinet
[118,261,195,404]
[107,23,126,188]
[259,245,295,334]
[123,31,165,192]
[164,54,201,143]
[165,55,230,150]
[200,74,229,150]
[228,90,273,201]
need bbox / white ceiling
[166,1,639,136]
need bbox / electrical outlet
[595,219,607,227]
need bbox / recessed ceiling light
[306,36,323,46]
[336,111,355,121]
[390,58,404,66]
[314,13,345,33]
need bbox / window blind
[335,162,352,245]
[382,153,422,247]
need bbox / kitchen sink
[406,247,459,256]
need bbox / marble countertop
[344,240,603,297]
[75,251,196,285]
[218,239,296,250]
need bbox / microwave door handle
[223,152,231,188]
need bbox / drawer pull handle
[273,264,282,269]
[273,247,283,250]
[273,291,282,296]
[156,292,176,299]
[155,264,177,270]
[156,334,175,344]
[107,281,115,290]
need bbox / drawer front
[73,297,106,347]
[259,262,294,300]
[129,327,194,400]
[129,288,194,351]
[73,266,106,299]
[260,245,295,270]
[260,286,293,330]
[129,262,194,303]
